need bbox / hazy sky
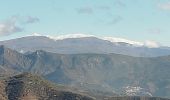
[0,0,170,46]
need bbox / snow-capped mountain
[47,34,95,40]
[0,33,170,57]
[122,86,152,96]
[44,33,160,48]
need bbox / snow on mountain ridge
[47,34,94,40]
[123,86,152,96]
[102,37,144,47]
[31,33,160,48]
[102,37,160,48]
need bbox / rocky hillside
[0,73,170,100]
[108,96,170,100]
[0,73,94,100]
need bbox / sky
[0,0,170,46]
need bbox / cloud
[76,7,94,14]
[0,18,23,36]
[25,16,39,24]
[158,2,170,10]
[76,5,111,14]
[144,40,160,48]
[0,16,39,36]
[76,4,123,25]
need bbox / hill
[0,73,94,100]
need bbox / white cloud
[0,20,23,36]
[0,16,39,36]
[76,5,111,14]
[25,16,39,24]
[158,2,170,10]
[144,40,160,48]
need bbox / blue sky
[0,0,170,46]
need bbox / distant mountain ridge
[0,35,170,57]
[0,46,170,98]
[39,34,158,48]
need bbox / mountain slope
[108,96,170,100]
[0,36,170,57]
[0,73,94,100]
[1,73,170,100]
[0,46,170,98]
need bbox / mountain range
[0,35,170,57]
[0,45,170,98]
